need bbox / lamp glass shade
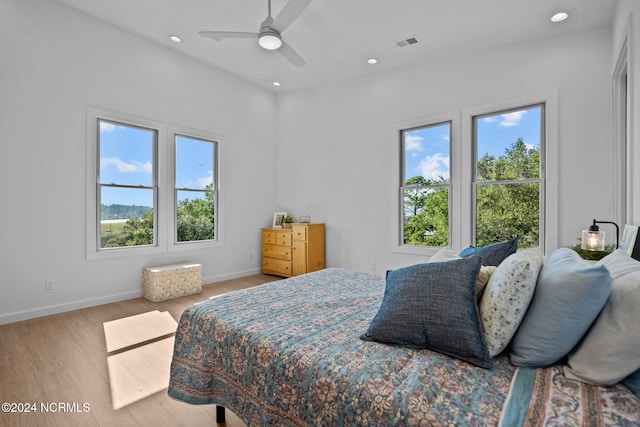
[581,229,605,251]
[258,34,282,50]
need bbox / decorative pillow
[564,250,640,385]
[596,248,640,277]
[459,236,518,266]
[428,248,461,262]
[475,266,496,301]
[623,369,640,398]
[361,256,491,368]
[509,248,611,367]
[427,248,496,299]
[479,248,543,357]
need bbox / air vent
[395,36,420,48]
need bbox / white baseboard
[0,268,263,325]
[203,268,262,284]
[0,290,142,325]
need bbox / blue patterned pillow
[459,236,518,266]
[510,248,611,367]
[361,256,491,368]
[624,369,640,397]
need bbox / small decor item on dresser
[272,211,287,228]
[142,263,202,302]
[299,215,311,223]
[282,216,294,229]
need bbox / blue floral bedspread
[168,268,516,425]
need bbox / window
[401,121,452,247]
[473,104,544,249]
[98,119,157,249]
[175,134,217,243]
[395,94,557,255]
[86,107,224,259]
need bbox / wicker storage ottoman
[142,263,202,302]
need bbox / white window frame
[462,92,558,255]
[86,107,224,259]
[393,111,460,255]
[168,126,224,252]
[392,92,558,256]
[471,103,546,250]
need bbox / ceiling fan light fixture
[550,12,569,23]
[258,31,282,50]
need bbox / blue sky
[99,121,214,207]
[404,106,541,182]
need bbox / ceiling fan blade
[271,0,312,33]
[278,41,305,67]
[199,30,258,41]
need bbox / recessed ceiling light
[273,81,281,87]
[169,35,182,43]
[550,12,569,23]
[367,58,378,65]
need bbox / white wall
[0,0,278,323]
[613,1,640,224]
[0,0,618,324]
[276,27,614,273]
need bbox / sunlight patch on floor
[103,310,178,409]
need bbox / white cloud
[405,134,424,152]
[100,122,116,132]
[196,171,214,188]
[419,153,450,180]
[101,157,152,174]
[182,171,214,189]
[480,111,527,127]
[499,110,526,127]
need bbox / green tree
[403,176,449,246]
[402,138,540,249]
[104,210,154,247]
[177,192,215,242]
[102,186,216,247]
[476,138,540,248]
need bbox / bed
[168,250,640,426]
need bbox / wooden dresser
[261,223,325,277]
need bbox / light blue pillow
[361,256,491,368]
[510,248,611,367]
[459,236,518,266]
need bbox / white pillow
[428,248,461,262]
[564,250,640,385]
[479,248,543,357]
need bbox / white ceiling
[53,0,617,92]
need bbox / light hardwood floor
[0,274,280,427]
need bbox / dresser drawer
[275,231,292,246]
[262,244,292,260]
[292,224,307,240]
[262,230,292,245]
[261,258,292,276]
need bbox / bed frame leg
[216,405,226,424]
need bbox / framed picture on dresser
[272,211,287,228]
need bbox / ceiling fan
[199,0,311,68]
